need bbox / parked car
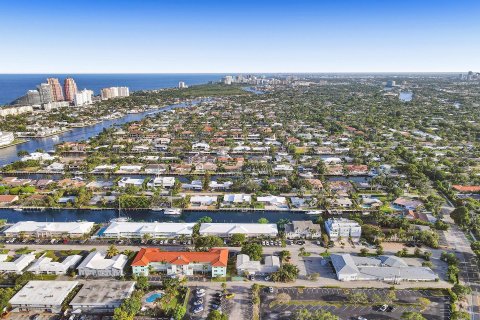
[193,306,204,313]
[193,299,203,306]
[268,287,274,293]
[378,304,388,312]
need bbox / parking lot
[260,287,451,320]
[186,286,235,319]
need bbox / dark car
[386,306,394,312]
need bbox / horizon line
[0,71,471,75]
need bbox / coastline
[0,138,29,149]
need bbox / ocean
[0,73,227,105]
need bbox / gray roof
[330,254,359,276]
[70,281,135,308]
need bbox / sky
[0,0,479,73]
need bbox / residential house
[284,221,321,239]
[77,251,128,277]
[236,254,280,275]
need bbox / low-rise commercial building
[284,221,321,239]
[101,221,195,239]
[70,281,135,313]
[3,221,94,238]
[9,280,79,313]
[77,251,128,277]
[330,254,438,282]
[324,218,361,242]
[0,254,35,274]
[131,248,228,277]
[28,254,83,275]
[236,254,280,275]
[199,223,278,238]
[0,131,15,146]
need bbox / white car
[196,288,206,294]
[379,304,388,312]
[193,306,204,313]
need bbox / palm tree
[106,244,119,258]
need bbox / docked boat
[151,207,164,212]
[13,208,23,212]
[164,208,182,215]
[305,210,323,215]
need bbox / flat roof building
[77,251,128,277]
[325,218,361,242]
[9,280,79,313]
[0,254,35,274]
[236,254,280,275]
[28,254,83,275]
[330,254,438,282]
[199,223,278,238]
[70,281,135,313]
[101,221,195,239]
[4,221,94,238]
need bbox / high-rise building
[26,90,41,105]
[223,76,233,85]
[47,78,64,101]
[64,78,78,102]
[178,81,187,89]
[37,83,53,104]
[74,89,93,107]
[101,87,129,100]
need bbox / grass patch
[15,247,34,254]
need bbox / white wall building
[284,221,321,239]
[199,223,278,238]
[74,89,93,107]
[4,221,94,238]
[70,281,135,313]
[0,254,35,274]
[9,280,79,313]
[28,254,82,275]
[118,177,144,188]
[77,251,127,277]
[0,131,15,146]
[236,254,280,275]
[325,218,362,242]
[101,221,195,239]
[147,176,175,188]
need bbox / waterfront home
[325,218,361,242]
[58,196,76,204]
[144,164,168,174]
[9,280,79,313]
[147,176,175,188]
[45,162,65,171]
[70,281,136,313]
[192,142,210,151]
[21,152,56,162]
[131,248,228,277]
[284,221,321,239]
[332,197,353,208]
[3,221,95,238]
[101,221,195,239]
[118,177,144,188]
[1,177,32,187]
[273,164,294,172]
[77,251,128,277]
[118,165,143,172]
[0,253,35,274]
[256,195,288,209]
[190,195,217,206]
[236,254,280,275]
[199,223,278,238]
[91,164,117,173]
[0,194,19,205]
[209,180,233,190]
[182,180,203,190]
[393,197,424,210]
[222,193,252,205]
[28,254,82,275]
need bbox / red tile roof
[452,185,480,193]
[131,248,228,267]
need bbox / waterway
[0,100,201,166]
[0,208,312,224]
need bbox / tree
[376,245,384,255]
[275,292,291,304]
[206,310,228,320]
[450,310,470,320]
[195,235,224,251]
[450,206,470,226]
[230,233,246,246]
[203,172,211,191]
[241,242,263,261]
[136,275,149,291]
[348,292,369,305]
[359,248,369,256]
[279,250,291,262]
[294,308,339,320]
[198,216,213,223]
[173,305,187,320]
[272,263,299,282]
[106,244,119,258]
[417,297,430,310]
[258,217,269,224]
[401,312,427,320]
[452,283,472,300]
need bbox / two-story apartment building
[324,218,362,242]
[284,221,321,239]
[131,248,228,277]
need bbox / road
[441,204,480,320]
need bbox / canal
[0,208,312,224]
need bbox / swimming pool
[145,292,163,303]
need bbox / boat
[151,207,164,212]
[305,210,323,215]
[13,208,23,212]
[164,208,182,215]
[111,201,131,222]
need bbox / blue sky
[0,0,479,73]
